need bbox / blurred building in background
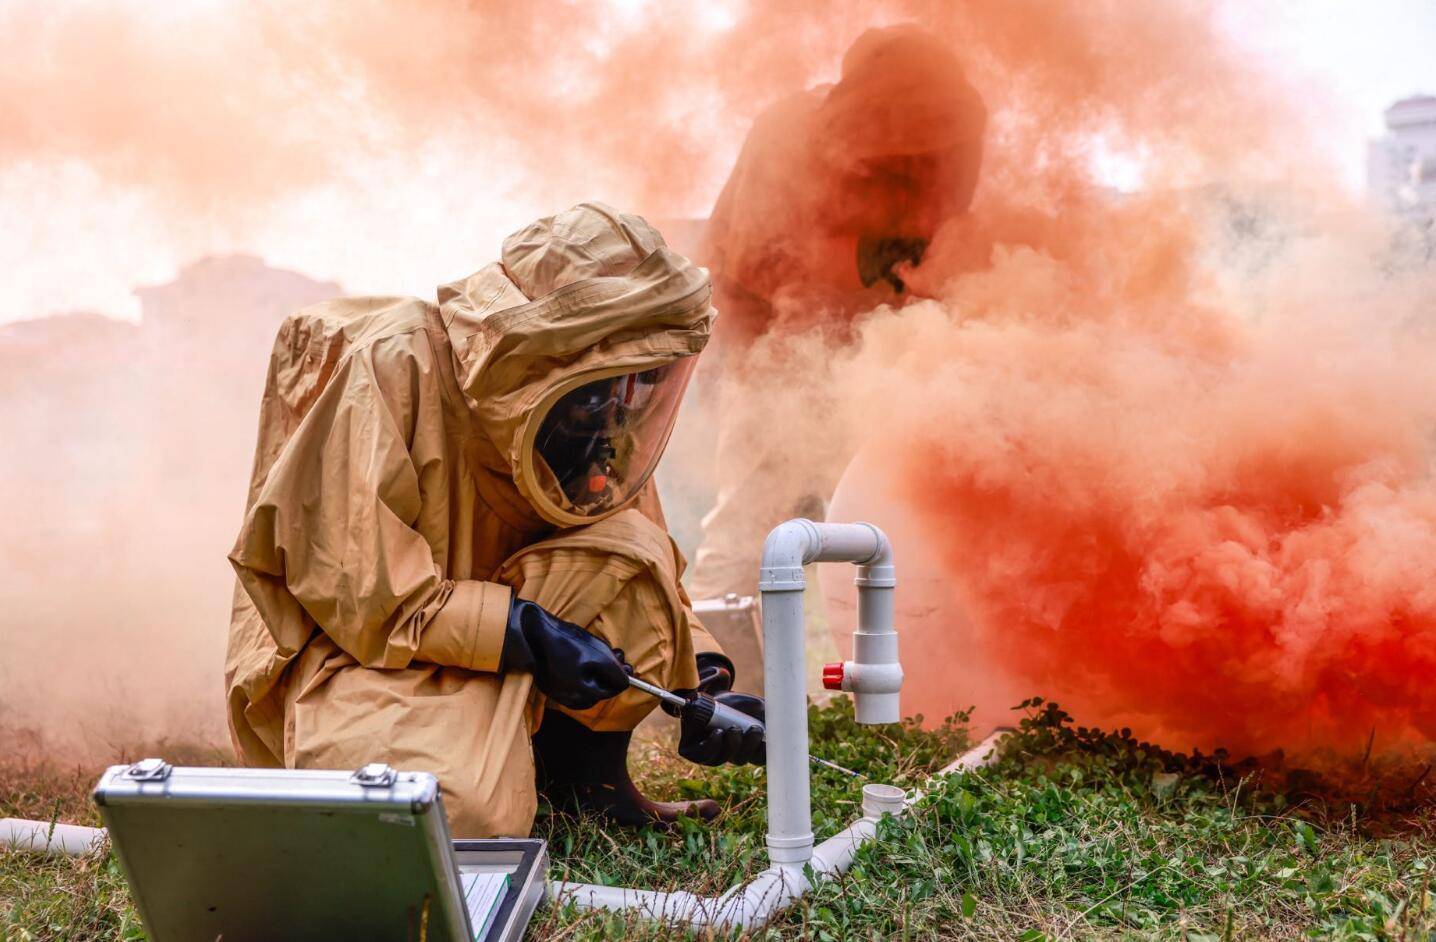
[1367,95,1436,223]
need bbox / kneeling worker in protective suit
[224,203,763,838]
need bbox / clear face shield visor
[526,358,696,522]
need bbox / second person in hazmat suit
[689,25,986,600]
[224,203,763,838]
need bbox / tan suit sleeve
[230,335,510,672]
[676,578,724,657]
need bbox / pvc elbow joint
[758,519,893,593]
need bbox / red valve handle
[821,662,844,691]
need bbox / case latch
[125,758,172,782]
[350,763,398,787]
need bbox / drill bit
[809,754,863,779]
[626,675,863,780]
[626,674,687,709]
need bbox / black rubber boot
[532,709,720,828]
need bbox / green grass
[4,701,1434,940]
[0,759,146,941]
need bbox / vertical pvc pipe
[760,583,813,866]
[852,568,899,725]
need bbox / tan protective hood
[815,24,986,164]
[438,203,713,526]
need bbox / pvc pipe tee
[821,657,904,725]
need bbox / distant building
[1367,95,1436,222]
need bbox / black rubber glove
[671,692,767,767]
[499,599,629,711]
[695,651,736,695]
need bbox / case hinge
[125,758,172,782]
[350,763,398,787]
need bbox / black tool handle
[685,693,766,737]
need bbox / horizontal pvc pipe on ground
[939,728,1014,776]
[0,818,107,856]
[548,818,873,929]
[900,728,1012,815]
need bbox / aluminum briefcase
[94,759,504,941]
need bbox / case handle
[349,763,398,787]
[125,758,172,782]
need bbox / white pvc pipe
[758,519,897,867]
[760,583,813,865]
[0,818,107,856]
[938,727,1015,776]
[851,572,900,724]
[904,728,1012,811]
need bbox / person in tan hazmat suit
[225,203,765,838]
[688,25,986,600]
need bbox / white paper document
[460,870,510,940]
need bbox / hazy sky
[1219,0,1436,187]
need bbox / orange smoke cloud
[690,5,1434,764]
[852,242,1436,757]
[0,1,852,220]
[0,2,1298,238]
[814,41,1436,759]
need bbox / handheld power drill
[626,675,861,778]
